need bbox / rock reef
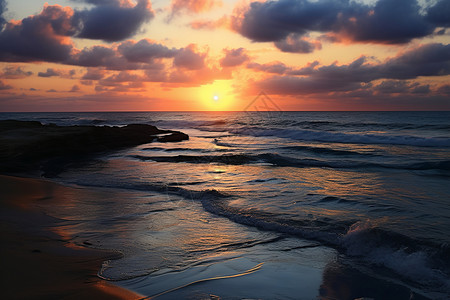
[0,120,189,174]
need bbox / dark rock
[0,120,189,174]
[157,132,189,143]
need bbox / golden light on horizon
[198,80,236,111]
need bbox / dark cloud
[232,0,343,42]
[337,0,432,44]
[0,79,12,90]
[69,40,173,70]
[288,61,320,76]
[173,44,205,70]
[74,0,154,42]
[0,0,7,29]
[38,68,60,78]
[71,0,124,6]
[0,1,155,63]
[1,66,33,79]
[231,0,448,49]
[118,39,177,63]
[437,84,450,95]
[71,45,116,67]
[426,0,450,27]
[82,68,105,80]
[0,4,75,62]
[69,84,80,92]
[274,33,321,53]
[373,80,430,95]
[38,68,75,78]
[220,48,249,67]
[247,61,290,74]
[99,71,143,85]
[379,43,450,79]
[247,60,321,75]
[253,43,450,95]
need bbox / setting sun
[198,80,236,111]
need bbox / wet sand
[0,174,142,300]
[0,174,433,299]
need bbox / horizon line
[1,110,450,113]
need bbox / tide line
[140,262,264,299]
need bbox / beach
[0,112,449,299]
[0,174,142,299]
[0,175,425,300]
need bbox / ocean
[2,111,449,299]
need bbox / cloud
[173,44,206,70]
[274,33,321,53]
[252,43,450,95]
[189,15,228,30]
[64,41,231,88]
[0,1,155,63]
[0,4,75,62]
[99,71,143,84]
[0,79,12,90]
[38,67,76,78]
[69,84,80,92]
[247,60,321,75]
[437,84,450,95]
[82,68,106,80]
[1,66,33,79]
[247,61,290,74]
[373,80,430,95]
[71,0,126,5]
[118,39,178,63]
[220,48,249,67]
[74,0,154,42]
[70,45,116,67]
[38,68,60,78]
[170,0,222,17]
[0,0,7,29]
[68,41,173,70]
[426,0,450,27]
[230,0,449,51]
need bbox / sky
[0,0,449,111]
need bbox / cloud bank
[227,0,450,52]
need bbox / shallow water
[2,111,449,298]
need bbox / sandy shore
[0,174,142,300]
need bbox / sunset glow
[0,0,449,111]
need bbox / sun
[197,80,236,111]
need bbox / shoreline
[0,174,142,299]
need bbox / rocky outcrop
[0,120,189,174]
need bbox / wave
[130,153,450,172]
[317,196,360,205]
[279,145,379,157]
[62,179,230,203]
[197,196,450,295]
[341,221,450,293]
[232,127,450,147]
[64,176,450,295]
[154,119,229,130]
[141,147,227,153]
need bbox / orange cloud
[170,0,222,15]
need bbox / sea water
[2,111,449,299]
